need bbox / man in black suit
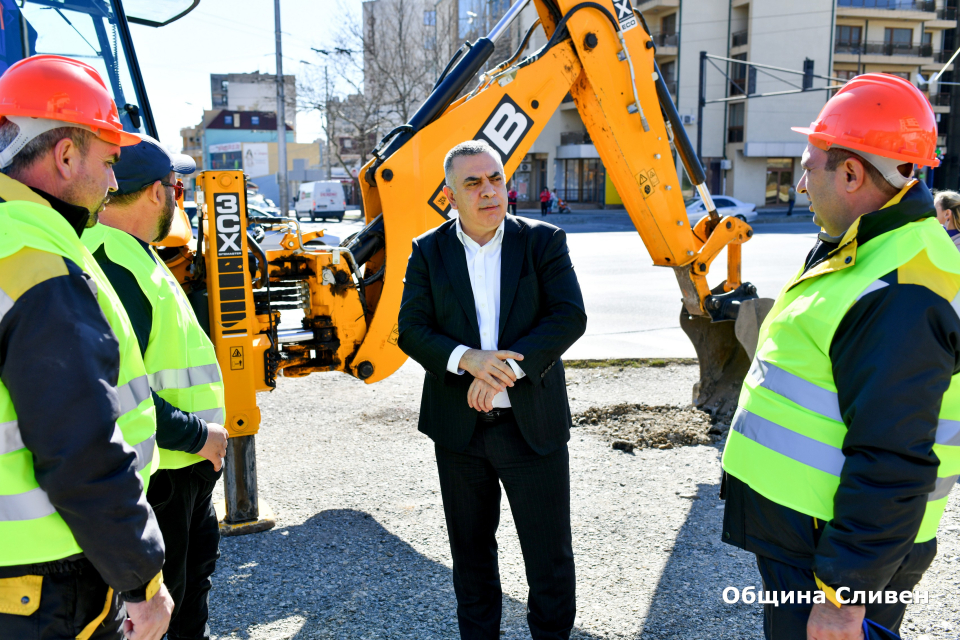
[398,140,587,640]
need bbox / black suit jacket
[397,214,587,455]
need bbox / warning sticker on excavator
[230,347,244,370]
[388,324,399,345]
[432,188,449,213]
[637,171,654,199]
[647,169,660,186]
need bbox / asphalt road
[295,210,820,359]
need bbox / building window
[224,114,233,125]
[922,31,933,57]
[661,12,676,36]
[424,34,436,50]
[766,158,794,205]
[728,102,744,143]
[220,80,228,92]
[730,54,747,96]
[835,25,862,47]
[424,10,435,26]
[884,27,912,54]
[884,70,910,80]
[220,94,228,106]
[251,116,260,125]
[559,158,605,204]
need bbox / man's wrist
[119,571,163,603]
[446,345,471,375]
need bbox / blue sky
[129,0,355,150]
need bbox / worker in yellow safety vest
[721,73,960,640]
[0,55,173,640]
[84,134,229,640]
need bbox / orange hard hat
[0,55,140,147]
[792,73,939,167]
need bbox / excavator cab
[0,0,195,140]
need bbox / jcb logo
[427,95,533,217]
[215,193,242,256]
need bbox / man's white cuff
[507,359,526,379]
[447,344,471,375]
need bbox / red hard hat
[792,73,939,167]
[0,55,140,147]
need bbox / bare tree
[298,0,458,201]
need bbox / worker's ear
[149,180,164,205]
[443,185,458,211]
[843,157,868,193]
[51,136,80,180]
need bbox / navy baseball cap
[113,134,196,196]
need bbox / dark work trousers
[434,412,576,640]
[146,461,222,640]
[0,558,125,640]
[508,203,517,215]
[755,552,931,640]
[787,199,795,216]
[540,201,549,216]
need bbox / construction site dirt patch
[574,403,730,451]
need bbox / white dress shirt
[445,216,526,407]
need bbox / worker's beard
[153,188,175,242]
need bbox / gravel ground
[207,362,960,639]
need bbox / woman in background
[934,190,960,251]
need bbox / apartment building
[210,72,297,127]
[664,0,958,207]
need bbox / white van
[295,181,347,221]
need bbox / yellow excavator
[1,0,772,534]
[175,0,775,533]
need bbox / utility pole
[324,65,331,180]
[274,0,288,215]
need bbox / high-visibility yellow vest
[722,215,960,543]
[83,224,225,470]
[0,189,157,566]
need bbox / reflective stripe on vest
[722,215,960,543]
[83,224,225,471]
[0,200,157,565]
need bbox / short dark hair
[0,119,94,178]
[107,183,151,207]
[824,147,906,197]
[443,140,500,190]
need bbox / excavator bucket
[680,296,774,422]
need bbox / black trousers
[146,462,221,640]
[0,558,124,640]
[508,203,517,215]
[755,553,929,640]
[540,202,549,216]
[435,413,575,640]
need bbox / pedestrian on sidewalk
[787,185,796,216]
[721,73,959,640]
[550,188,559,214]
[398,140,586,640]
[508,187,518,215]
[934,190,960,251]
[539,187,550,216]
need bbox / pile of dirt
[574,403,730,452]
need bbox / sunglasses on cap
[160,179,184,200]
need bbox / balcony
[634,0,679,15]
[651,32,679,55]
[837,0,934,9]
[939,7,957,19]
[731,30,748,48]
[652,33,679,47]
[930,93,951,106]
[833,41,934,63]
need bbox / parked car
[685,195,757,224]
[295,181,347,222]
[247,192,281,216]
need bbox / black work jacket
[722,181,960,593]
